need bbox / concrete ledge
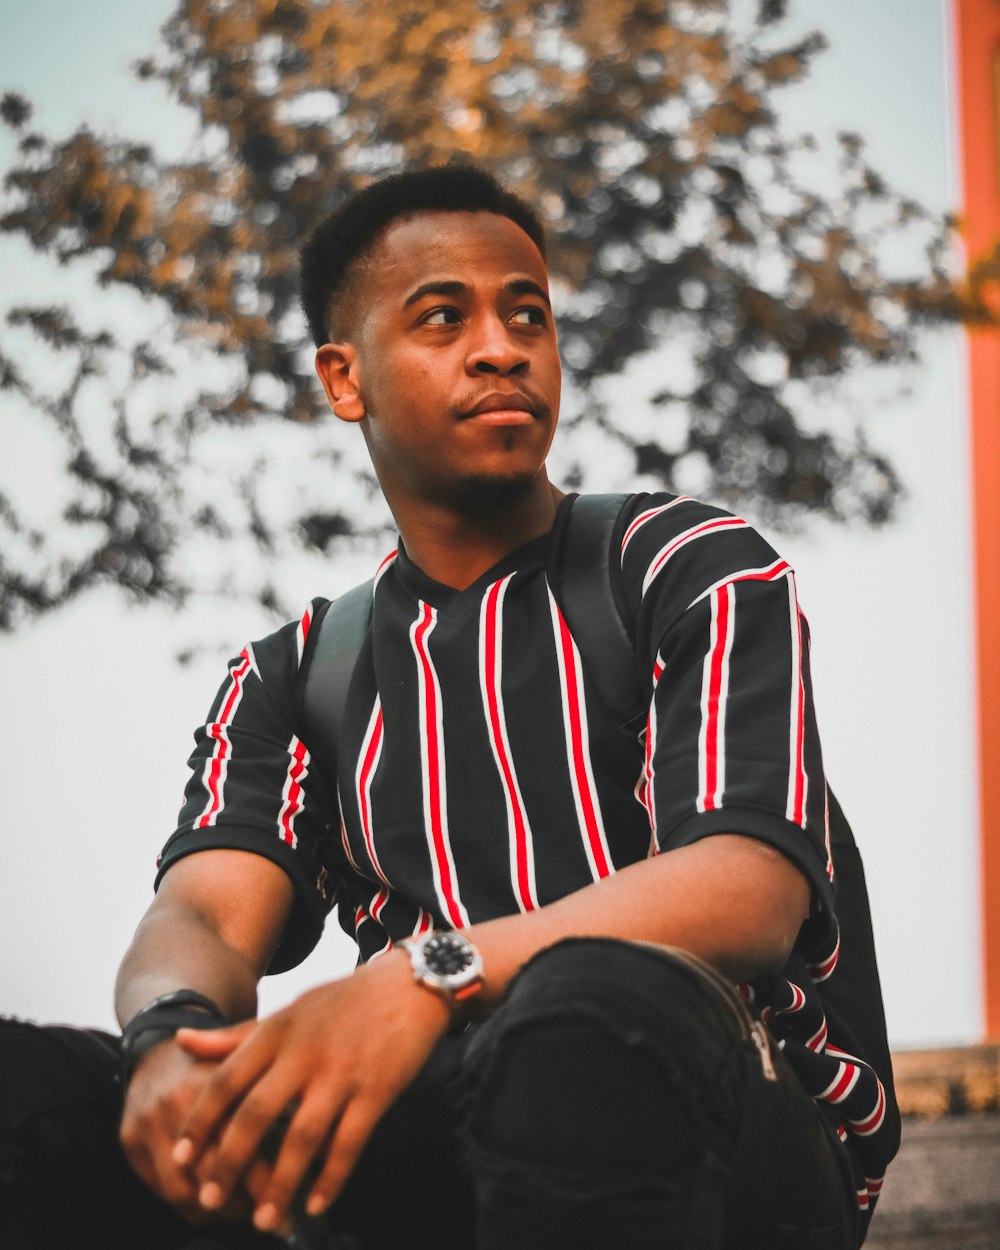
[864,1046,1000,1249]
[892,1044,1000,1118]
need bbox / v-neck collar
[392,500,570,614]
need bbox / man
[1,166,897,1249]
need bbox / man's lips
[459,392,540,423]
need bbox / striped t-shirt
[158,492,898,1230]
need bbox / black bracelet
[120,989,228,1083]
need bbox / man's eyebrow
[403,277,551,308]
[404,280,468,308]
[507,278,551,307]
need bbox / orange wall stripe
[954,0,1000,1040]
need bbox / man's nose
[467,322,529,375]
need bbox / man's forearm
[115,849,295,1028]
[115,903,261,1028]
[465,834,812,1011]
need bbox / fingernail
[254,1203,279,1231]
[173,1138,193,1165]
[200,1181,223,1210]
[306,1193,327,1216]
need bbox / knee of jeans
[464,940,741,1176]
[479,938,742,1063]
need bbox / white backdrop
[0,0,980,1047]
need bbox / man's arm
[173,832,808,1234]
[115,848,294,1218]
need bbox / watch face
[423,932,475,977]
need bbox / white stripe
[784,574,806,823]
[355,696,388,883]
[684,558,792,613]
[336,786,363,874]
[276,735,310,849]
[410,603,468,927]
[546,586,614,882]
[640,517,748,598]
[619,495,693,556]
[195,655,250,828]
[244,642,262,682]
[639,654,664,854]
[411,908,434,938]
[479,576,538,912]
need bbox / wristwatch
[404,931,484,1014]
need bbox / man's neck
[393,478,564,591]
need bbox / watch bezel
[406,931,484,1002]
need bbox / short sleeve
[155,601,340,973]
[620,495,834,939]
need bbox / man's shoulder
[610,491,790,611]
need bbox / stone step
[864,1045,1000,1249]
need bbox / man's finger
[303,1097,380,1218]
[175,1033,272,1165]
[195,1067,302,1212]
[174,1020,252,1060]
[250,1088,343,1232]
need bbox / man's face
[317,210,561,512]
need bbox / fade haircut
[299,165,547,347]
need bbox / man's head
[302,167,561,518]
[300,165,547,348]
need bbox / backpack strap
[298,579,374,774]
[548,492,649,735]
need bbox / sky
[0,0,979,1048]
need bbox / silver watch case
[405,931,484,1003]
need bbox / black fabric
[0,942,860,1249]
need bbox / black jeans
[0,940,860,1249]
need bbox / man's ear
[315,343,366,424]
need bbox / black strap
[120,989,227,1081]
[548,492,648,735]
[300,579,374,776]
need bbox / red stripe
[357,704,387,881]
[791,607,807,825]
[702,587,731,810]
[822,1063,858,1104]
[296,606,312,665]
[371,886,389,922]
[484,581,534,909]
[279,737,308,845]
[414,605,464,926]
[557,610,611,878]
[197,651,252,828]
[851,1082,887,1136]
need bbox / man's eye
[510,306,547,326]
[423,307,462,325]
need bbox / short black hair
[299,165,547,347]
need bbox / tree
[0,0,968,631]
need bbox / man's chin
[448,472,539,513]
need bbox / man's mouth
[459,392,540,424]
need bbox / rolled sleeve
[155,611,340,973]
[622,496,834,945]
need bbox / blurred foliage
[0,0,986,629]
